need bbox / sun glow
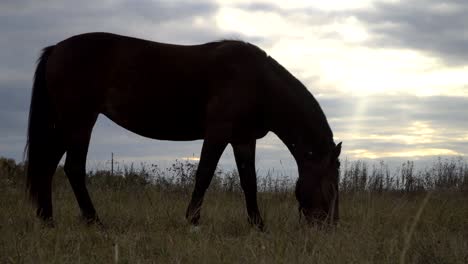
[215,7,300,38]
[337,121,466,159]
[214,0,468,160]
[304,46,468,97]
[214,0,397,11]
[348,148,462,159]
[339,121,442,144]
[182,156,201,161]
[215,5,468,97]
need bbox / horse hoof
[189,225,201,233]
[254,223,265,232]
[185,212,200,226]
[80,215,103,227]
[37,214,55,228]
[248,217,265,232]
[41,218,56,228]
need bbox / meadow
[0,157,467,263]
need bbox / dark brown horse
[25,32,341,229]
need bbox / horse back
[46,32,270,141]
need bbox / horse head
[295,142,342,225]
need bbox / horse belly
[102,93,207,141]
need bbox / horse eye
[305,151,314,159]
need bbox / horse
[25,32,342,229]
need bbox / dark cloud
[0,0,466,173]
[0,0,268,166]
[0,80,30,111]
[0,81,29,159]
[356,0,468,65]
[120,0,217,24]
[0,0,225,83]
[0,0,232,163]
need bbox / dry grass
[1,158,467,263]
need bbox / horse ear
[333,142,342,160]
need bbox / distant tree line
[1,156,467,193]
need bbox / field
[1,157,467,263]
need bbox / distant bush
[0,157,24,189]
[1,156,467,193]
[340,158,468,193]
[88,163,151,189]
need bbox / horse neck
[264,56,334,157]
[271,111,334,159]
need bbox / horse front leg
[233,140,264,231]
[186,138,228,226]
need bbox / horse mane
[266,55,334,141]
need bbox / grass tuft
[1,157,467,263]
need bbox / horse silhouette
[25,32,341,229]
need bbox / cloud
[0,0,466,173]
[0,0,232,163]
[319,95,468,159]
[0,80,29,157]
[357,0,468,66]
[214,2,468,97]
[0,0,223,79]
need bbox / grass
[1,157,467,263]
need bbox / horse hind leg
[63,116,100,224]
[33,134,66,224]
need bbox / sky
[0,0,467,173]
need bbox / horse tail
[24,45,56,204]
